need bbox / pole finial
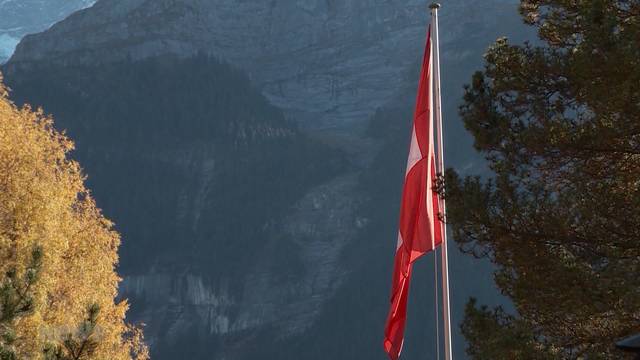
[429,2,441,9]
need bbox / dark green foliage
[0,247,42,360]
[1,250,111,360]
[461,298,554,360]
[43,304,101,360]
[447,1,640,358]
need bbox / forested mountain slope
[3,0,533,358]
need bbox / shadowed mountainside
[5,55,350,357]
[3,0,534,358]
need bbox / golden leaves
[0,77,147,360]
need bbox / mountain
[0,0,96,63]
[3,1,533,359]
[5,54,349,358]
[8,0,526,132]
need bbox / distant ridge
[6,0,522,130]
[3,1,533,359]
[0,0,95,63]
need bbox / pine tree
[43,304,101,360]
[445,1,640,358]
[1,247,42,360]
[0,75,148,360]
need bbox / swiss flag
[383,27,443,360]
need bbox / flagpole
[430,3,453,360]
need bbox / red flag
[383,27,443,360]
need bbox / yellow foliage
[0,75,148,360]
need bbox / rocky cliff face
[8,0,523,130]
[0,0,95,62]
[4,55,350,359]
[4,1,532,359]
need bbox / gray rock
[8,0,519,131]
[0,0,95,62]
[4,1,534,358]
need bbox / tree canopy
[446,1,640,358]
[0,75,147,359]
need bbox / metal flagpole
[434,249,441,360]
[430,3,453,360]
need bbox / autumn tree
[445,1,640,358]
[0,75,148,360]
